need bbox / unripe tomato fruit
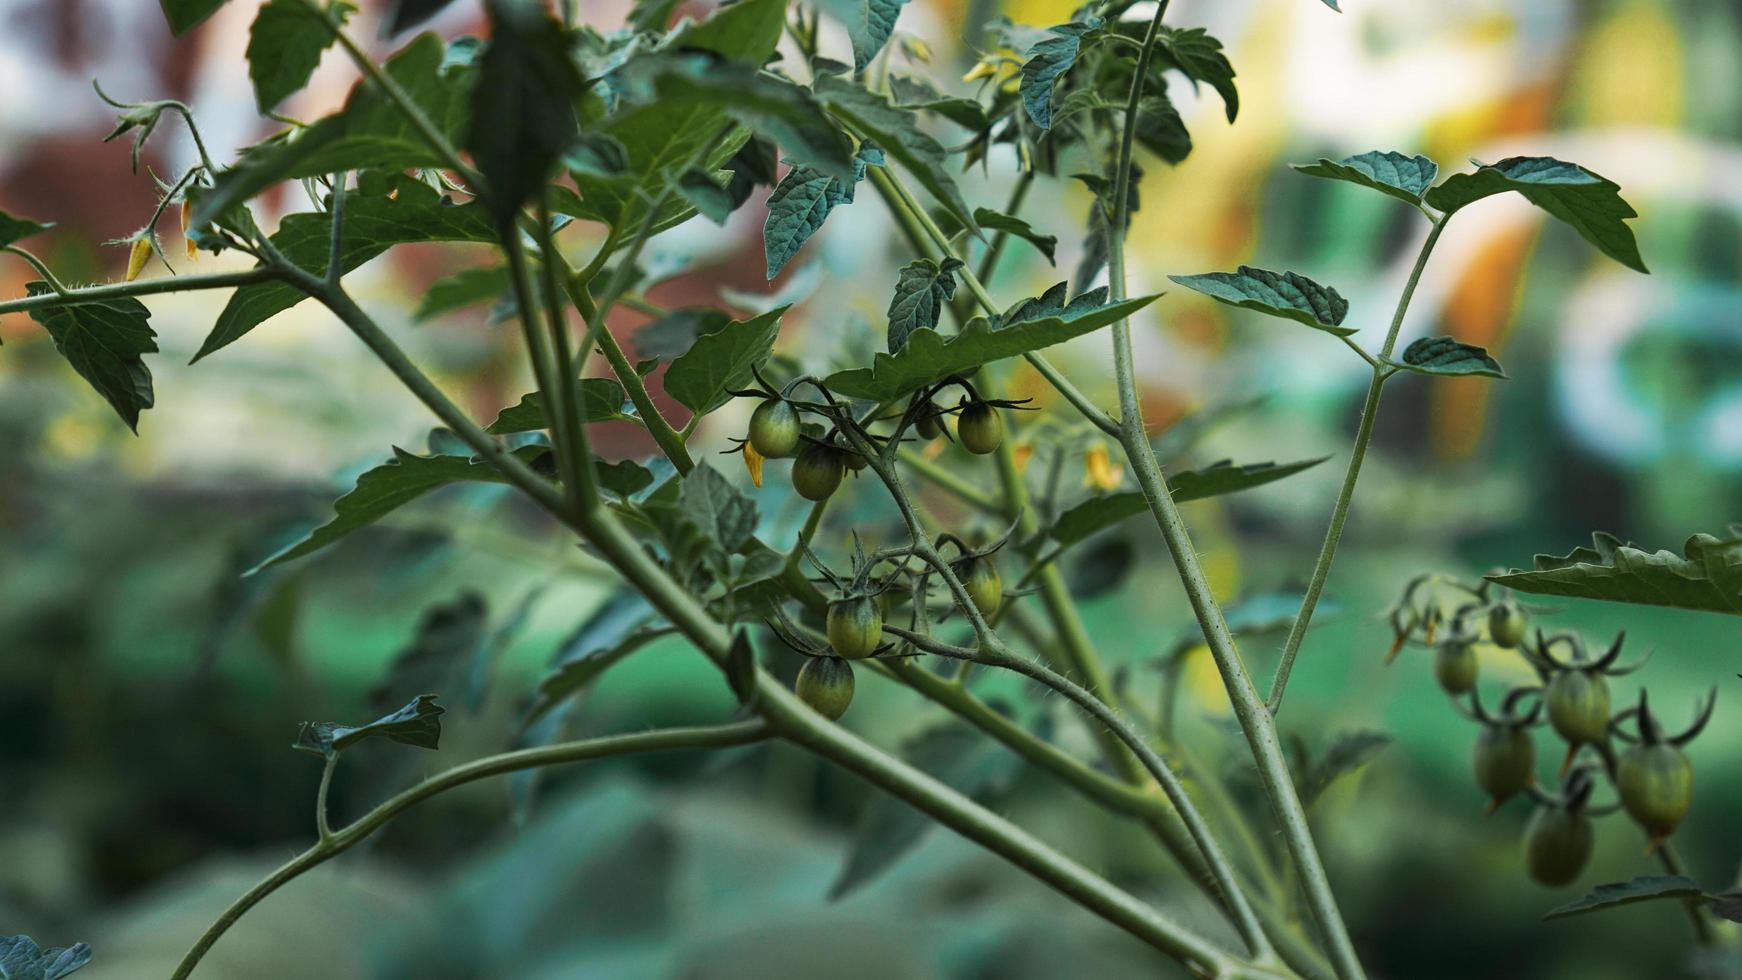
[914,412,941,440]
[1545,670,1611,746]
[958,557,1002,619]
[1489,601,1527,649]
[826,596,883,660]
[791,444,845,501]
[956,403,1003,455]
[795,657,855,720]
[842,449,869,472]
[1474,725,1534,808]
[1617,743,1693,839]
[1524,805,1593,887]
[748,399,801,459]
[1434,639,1478,695]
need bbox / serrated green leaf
[1169,266,1352,335]
[814,74,979,238]
[0,934,92,980]
[1045,458,1330,550]
[1424,157,1647,273]
[676,169,736,226]
[385,0,459,35]
[763,143,882,279]
[486,377,636,433]
[826,294,1157,401]
[368,591,487,715]
[1157,26,1237,123]
[247,1,355,113]
[1488,529,1742,615]
[1019,19,1099,131]
[469,0,584,227]
[196,173,496,361]
[0,210,51,250]
[679,463,758,553]
[1299,731,1392,806]
[1293,150,1438,205]
[632,307,732,359]
[974,207,1056,264]
[1135,93,1192,165]
[667,0,786,59]
[1387,336,1506,379]
[159,0,228,34]
[1543,876,1704,921]
[192,34,471,230]
[665,306,786,414]
[886,257,963,353]
[26,284,156,432]
[523,621,675,726]
[294,694,446,758]
[414,265,512,321]
[816,0,911,70]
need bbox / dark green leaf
[831,720,1020,898]
[726,630,758,705]
[247,1,355,113]
[1168,266,1352,335]
[370,591,488,712]
[196,173,497,360]
[1299,731,1391,806]
[1387,336,1506,379]
[1708,891,1742,924]
[565,132,629,177]
[468,0,584,227]
[1019,19,1100,131]
[1045,458,1329,550]
[814,74,979,237]
[294,694,446,758]
[596,458,656,498]
[26,284,156,432]
[886,257,963,353]
[825,294,1157,401]
[385,0,459,35]
[633,308,732,359]
[487,377,635,433]
[0,934,92,980]
[816,0,911,70]
[676,169,736,226]
[159,0,228,34]
[665,306,786,414]
[666,0,786,58]
[626,0,685,33]
[1424,157,1646,273]
[1134,94,1192,165]
[524,622,674,726]
[414,265,512,321]
[464,587,543,712]
[1293,150,1438,205]
[1488,529,1742,616]
[1544,876,1704,921]
[1157,27,1238,122]
[192,35,472,230]
[763,143,882,279]
[1066,536,1135,599]
[0,210,51,250]
[679,463,758,553]
[890,76,991,131]
[974,207,1056,264]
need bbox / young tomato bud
[1524,804,1593,887]
[1488,601,1527,649]
[1545,670,1611,748]
[1617,743,1693,842]
[826,596,883,660]
[955,556,1002,619]
[125,237,153,282]
[1434,638,1478,695]
[1473,725,1534,812]
[747,399,801,459]
[795,656,855,720]
[790,443,844,501]
[956,402,1003,455]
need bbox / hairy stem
[0,268,283,314]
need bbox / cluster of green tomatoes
[729,374,1025,720]
[1386,576,1716,887]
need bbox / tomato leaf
[1156,27,1238,123]
[1425,156,1647,273]
[1293,150,1439,206]
[468,0,584,227]
[1168,266,1352,335]
[0,209,51,250]
[1543,876,1705,921]
[294,694,446,758]
[886,257,963,353]
[523,620,674,727]
[26,284,157,433]
[974,207,1056,264]
[384,0,460,35]
[159,0,229,34]
[414,265,513,321]
[814,74,979,238]
[0,934,93,980]
[1043,458,1330,551]
[486,377,637,433]
[825,293,1157,401]
[1019,19,1101,131]
[247,0,355,113]
[815,0,910,71]
[1387,336,1506,379]
[1487,529,1742,616]
[679,462,759,554]
[664,306,786,414]
[763,143,882,279]
[1298,731,1392,806]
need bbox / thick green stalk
[1265,218,1447,712]
[1100,2,1365,977]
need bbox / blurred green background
[1,0,1738,977]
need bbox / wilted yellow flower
[181,200,197,260]
[125,237,152,282]
[962,50,1021,92]
[1011,441,1033,473]
[898,34,932,63]
[742,440,765,488]
[1084,444,1123,490]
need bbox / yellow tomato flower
[1083,443,1123,490]
[125,237,152,282]
[742,439,765,488]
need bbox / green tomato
[914,411,942,440]
[795,657,855,720]
[956,402,1003,455]
[1545,670,1611,746]
[1474,725,1535,809]
[1434,639,1479,695]
[826,596,883,660]
[1524,805,1593,887]
[1617,743,1693,839]
[842,448,869,472]
[957,556,1002,619]
[1488,601,1527,649]
[791,444,845,501]
[748,399,801,459]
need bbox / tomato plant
[4,0,1733,977]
